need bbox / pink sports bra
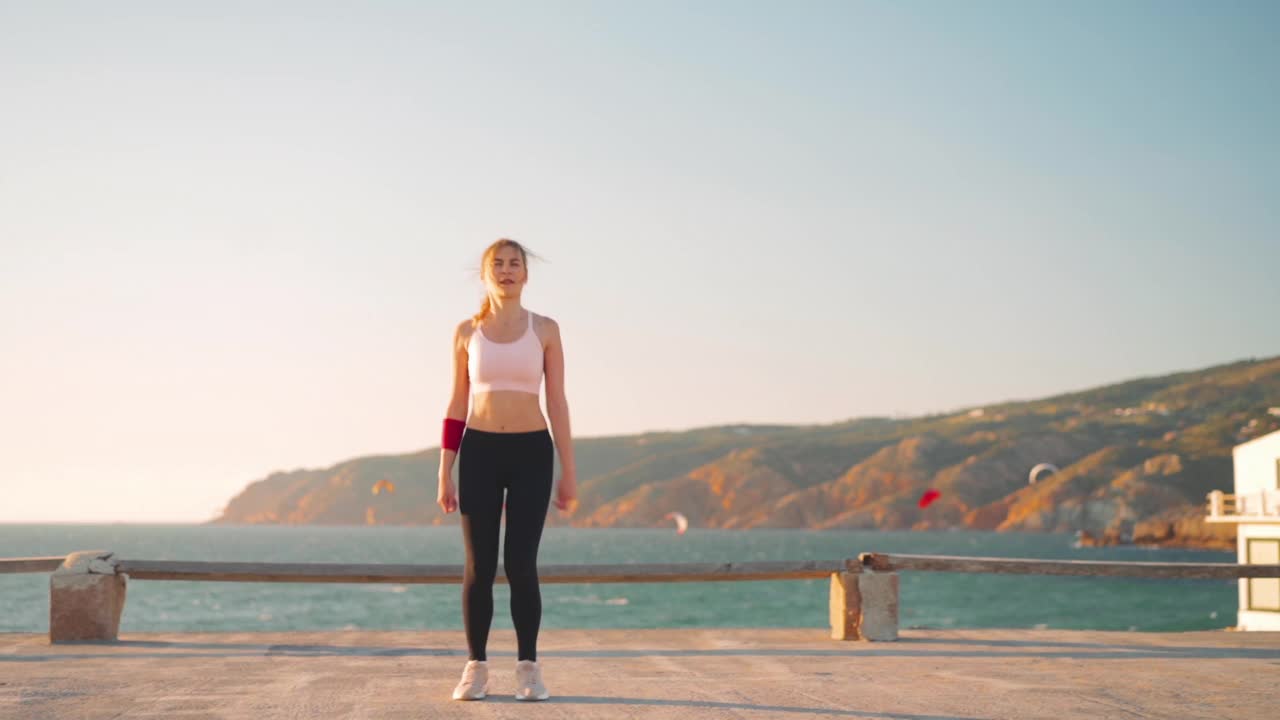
[467,311,543,395]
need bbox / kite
[664,511,689,535]
[917,489,941,509]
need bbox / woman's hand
[553,468,578,515]
[437,473,458,514]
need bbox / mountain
[212,355,1280,549]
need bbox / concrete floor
[2,628,1279,719]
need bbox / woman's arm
[437,321,470,512]
[542,316,577,512]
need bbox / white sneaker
[451,659,488,700]
[514,659,549,701]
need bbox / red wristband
[442,418,466,451]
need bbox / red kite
[917,489,941,509]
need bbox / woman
[436,238,578,702]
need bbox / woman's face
[486,245,527,298]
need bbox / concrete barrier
[50,550,127,643]
[829,570,899,641]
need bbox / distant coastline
[213,355,1278,553]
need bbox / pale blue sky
[2,1,1277,522]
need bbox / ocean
[0,524,1237,634]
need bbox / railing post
[829,559,899,641]
[856,568,899,641]
[829,571,860,639]
[49,550,127,643]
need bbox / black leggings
[457,428,554,662]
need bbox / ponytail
[473,295,492,325]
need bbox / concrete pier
[2,627,1278,719]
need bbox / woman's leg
[458,431,505,662]
[502,431,555,662]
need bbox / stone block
[857,571,899,641]
[829,570,899,641]
[829,571,860,639]
[50,550,126,643]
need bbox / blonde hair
[473,238,537,325]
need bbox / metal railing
[112,558,844,584]
[12,554,1280,581]
[10,551,1280,643]
[0,556,64,574]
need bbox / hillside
[213,355,1280,549]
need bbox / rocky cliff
[213,355,1280,549]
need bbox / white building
[1206,429,1280,631]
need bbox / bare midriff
[467,390,548,433]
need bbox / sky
[2,1,1278,523]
